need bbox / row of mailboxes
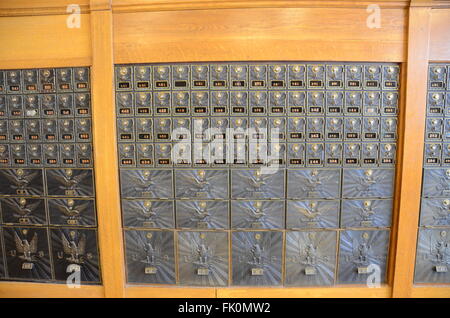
[0,144,93,168]
[0,226,100,283]
[117,142,396,168]
[121,198,393,230]
[415,64,450,284]
[119,168,395,200]
[116,62,398,287]
[0,93,91,118]
[0,68,90,94]
[116,91,399,116]
[115,63,400,91]
[116,117,398,141]
[123,229,390,286]
[0,67,100,284]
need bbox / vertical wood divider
[90,4,126,298]
[391,3,431,298]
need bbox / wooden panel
[0,14,91,68]
[0,282,104,298]
[429,9,450,61]
[125,286,216,298]
[0,0,90,17]
[112,0,410,12]
[411,286,450,298]
[113,7,407,64]
[391,6,431,298]
[217,286,391,298]
[91,9,126,298]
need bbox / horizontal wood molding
[112,0,411,13]
[0,14,92,68]
[0,282,104,298]
[0,0,91,17]
[411,286,450,298]
[125,286,216,298]
[114,7,407,64]
[216,286,392,298]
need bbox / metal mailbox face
[325,117,343,141]
[0,197,46,226]
[210,91,228,115]
[210,65,228,89]
[231,169,285,199]
[0,168,44,196]
[125,230,175,284]
[23,69,39,93]
[122,199,174,229]
[134,66,151,90]
[60,144,76,167]
[56,68,73,92]
[171,91,189,116]
[326,92,344,115]
[153,65,171,90]
[424,143,442,166]
[338,229,389,284]
[74,93,91,117]
[136,144,153,167]
[8,95,23,118]
[0,145,9,167]
[3,226,52,281]
[46,169,94,197]
[11,144,26,166]
[39,69,56,93]
[342,168,394,199]
[287,117,305,141]
[287,169,340,199]
[48,198,96,227]
[120,169,173,199]
[420,198,450,227]
[50,228,100,283]
[286,200,339,229]
[175,169,228,199]
[231,200,284,230]
[176,200,228,229]
[422,168,450,198]
[414,228,450,283]
[191,65,209,89]
[326,65,344,89]
[285,230,337,286]
[325,143,343,166]
[43,144,59,167]
[428,64,447,90]
[232,231,282,286]
[249,65,267,89]
[341,199,393,228]
[57,94,74,117]
[171,65,189,89]
[287,143,305,167]
[178,231,229,286]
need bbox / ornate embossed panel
[285,230,337,286]
[124,229,176,285]
[177,231,229,286]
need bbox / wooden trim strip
[112,0,411,13]
[391,5,431,298]
[0,282,104,298]
[90,9,126,298]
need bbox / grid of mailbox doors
[115,62,399,287]
[0,67,101,284]
[415,63,450,285]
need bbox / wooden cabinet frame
[0,0,449,298]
